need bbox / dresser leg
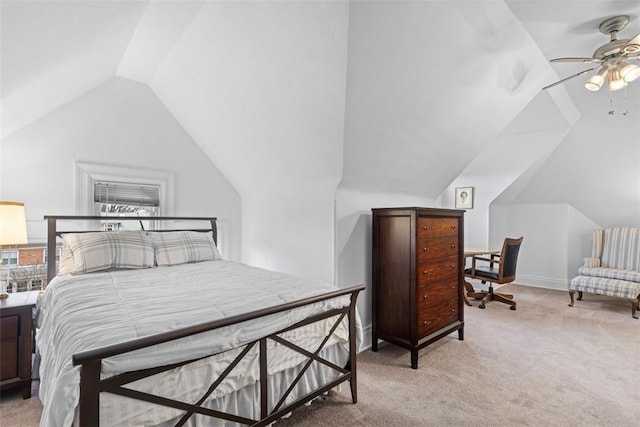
[411,350,418,369]
[458,327,464,341]
[371,334,378,352]
[22,380,32,399]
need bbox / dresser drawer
[0,316,19,339]
[417,218,459,238]
[0,316,19,381]
[418,298,459,336]
[417,256,459,285]
[416,279,459,310]
[417,237,459,261]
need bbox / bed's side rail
[73,284,365,427]
[44,215,217,283]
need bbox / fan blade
[550,57,602,63]
[622,33,640,53]
[542,67,597,90]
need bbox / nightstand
[0,290,39,398]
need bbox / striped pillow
[62,231,154,274]
[150,231,221,266]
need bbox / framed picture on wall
[455,186,474,209]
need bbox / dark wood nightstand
[0,290,39,398]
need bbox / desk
[463,247,500,306]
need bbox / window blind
[94,181,160,207]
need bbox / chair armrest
[471,254,503,271]
[582,257,601,268]
[474,255,503,265]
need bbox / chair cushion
[464,266,499,280]
[570,275,640,300]
[577,267,640,283]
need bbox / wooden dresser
[371,207,464,369]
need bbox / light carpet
[1,284,639,426]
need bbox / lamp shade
[0,201,28,245]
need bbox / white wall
[0,77,241,260]
[489,203,600,291]
[510,111,640,228]
[143,1,350,283]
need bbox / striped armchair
[569,227,640,319]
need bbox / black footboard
[72,284,364,426]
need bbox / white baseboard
[515,274,570,292]
[360,324,372,352]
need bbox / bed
[37,215,364,427]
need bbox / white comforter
[36,260,361,426]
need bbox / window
[75,162,175,218]
[1,250,18,266]
[44,247,61,264]
[94,181,160,231]
[16,281,28,292]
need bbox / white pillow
[62,231,154,274]
[150,231,221,266]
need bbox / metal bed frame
[43,215,364,426]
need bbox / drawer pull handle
[423,226,430,230]
[451,264,456,268]
[451,244,456,248]
[451,286,456,290]
[452,309,456,313]
[423,320,429,325]
[423,247,429,252]
[451,225,457,230]
[423,294,429,299]
[423,271,429,275]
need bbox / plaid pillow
[62,231,154,274]
[150,231,221,266]
[57,242,74,275]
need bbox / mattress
[36,260,362,426]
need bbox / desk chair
[465,237,523,310]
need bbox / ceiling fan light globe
[609,78,628,91]
[620,64,640,82]
[585,74,604,91]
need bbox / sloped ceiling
[1,0,639,200]
[0,0,148,137]
[341,0,556,197]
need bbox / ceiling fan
[543,15,640,91]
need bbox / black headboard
[44,216,218,283]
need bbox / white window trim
[75,162,175,216]
[1,250,19,266]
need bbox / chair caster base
[510,306,516,310]
[479,304,486,309]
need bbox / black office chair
[465,237,523,310]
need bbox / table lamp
[0,201,28,297]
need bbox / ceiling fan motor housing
[543,15,640,91]
[593,39,635,60]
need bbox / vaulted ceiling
[2,0,639,205]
